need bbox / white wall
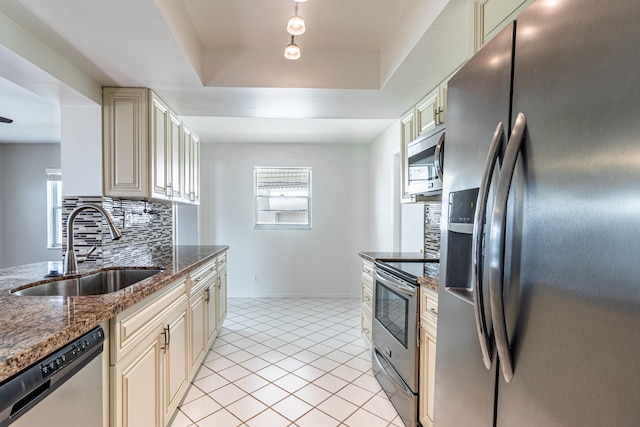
[368,123,427,252]
[367,123,401,251]
[0,143,61,268]
[60,105,102,196]
[400,203,425,252]
[199,142,369,298]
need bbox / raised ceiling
[0,0,471,144]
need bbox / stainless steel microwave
[404,126,445,196]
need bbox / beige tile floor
[169,298,404,427]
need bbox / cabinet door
[216,256,227,328]
[189,285,207,376]
[162,301,189,422]
[168,110,183,200]
[206,281,218,347]
[150,92,170,200]
[103,87,148,198]
[474,0,533,50]
[419,319,437,427]
[416,87,440,135]
[112,336,162,427]
[191,134,200,204]
[182,126,194,203]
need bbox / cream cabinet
[189,258,217,376]
[215,252,228,331]
[474,0,534,51]
[419,287,438,427]
[149,92,182,201]
[182,125,200,205]
[103,87,198,204]
[360,258,374,349]
[110,276,189,427]
[400,67,461,203]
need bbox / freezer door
[433,23,514,427]
[495,0,640,425]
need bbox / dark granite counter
[358,251,440,293]
[0,245,228,383]
[358,252,435,263]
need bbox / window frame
[253,166,312,230]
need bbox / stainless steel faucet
[64,204,122,275]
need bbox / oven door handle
[375,269,417,297]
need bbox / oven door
[372,267,419,392]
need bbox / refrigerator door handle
[434,131,446,181]
[472,122,505,370]
[488,112,527,383]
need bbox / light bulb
[284,38,301,60]
[287,15,305,35]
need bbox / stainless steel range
[372,261,425,427]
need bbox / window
[254,167,311,229]
[46,168,62,248]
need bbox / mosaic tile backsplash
[424,201,441,278]
[62,196,173,267]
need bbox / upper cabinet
[103,87,199,205]
[400,69,458,203]
[474,0,534,51]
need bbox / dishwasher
[0,326,105,427]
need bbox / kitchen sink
[11,268,164,296]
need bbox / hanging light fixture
[287,2,305,35]
[284,35,301,60]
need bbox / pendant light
[284,35,301,60]
[287,2,305,35]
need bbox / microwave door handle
[375,269,417,297]
[434,131,445,180]
[488,112,527,384]
[472,122,505,370]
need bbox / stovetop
[374,259,439,284]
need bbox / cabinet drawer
[361,309,372,345]
[421,287,438,324]
[361,282,373,311]
[217,252,227,267]
[190,260,217,293]
[362,260,373,277]
[111,277,188,362]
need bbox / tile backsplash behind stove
[424,201,441,279]
[62,196,173,267]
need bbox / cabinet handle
[205,288,210,303]
[161,324,170,351]
[364,296,370,302]
[166,183,172,198]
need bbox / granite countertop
[358,251,440,293]
[0,245,228,383]
[358,252,435,263]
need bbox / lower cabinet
[188,259,217,377]
[113,336,162,427]
[110,277,189,427]
[215,252,227,335]
[419,286,438,427]
[360,258,374,349]
[109,249,229,427]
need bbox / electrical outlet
[253,274,259,283]
[125,212,133,228]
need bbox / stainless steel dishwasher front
[0,326,105,427]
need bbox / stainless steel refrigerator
[435,0,640,425]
